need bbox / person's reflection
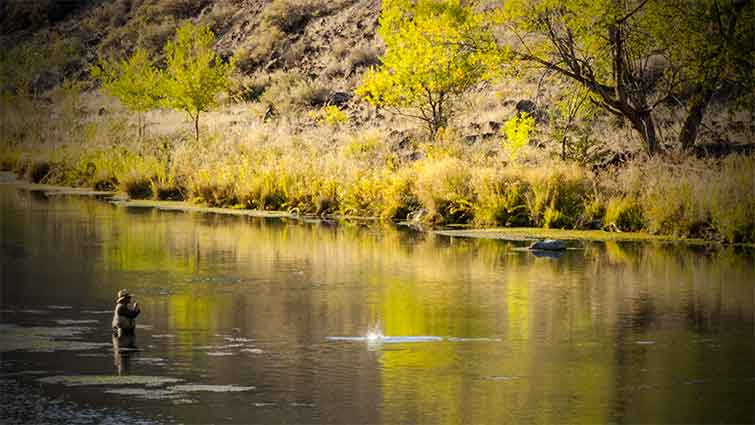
[112,333,136,375]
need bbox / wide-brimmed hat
[116,289,133,303]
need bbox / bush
[340,176,385,217]
[524,164,593,228]
[415,158,476,225]
[262,0,326,33]
[699,155,754,243]
[26,160,52,183]
[604,196,643,232]
[260,72,330,114]
[229,73,271,102]
[473,168,531,227]
[0,146,21,171]
[234,27,285,70]
[382,168,421,220]
[346,45,381,71]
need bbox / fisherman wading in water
[112,289,140,337]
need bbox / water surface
[1,186,753,424]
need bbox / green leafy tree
[648,0,754,150]
[491,0,754,155]
[162,22,235,141]
[90,48,162,138]
[357,0,501,136]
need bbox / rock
[529,239,566,251]
[329,91,352,107]
[515,99,537,116]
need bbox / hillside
[1,0,382,92]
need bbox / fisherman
[112,289,140,337]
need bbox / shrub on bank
[415,158,476,225]
[4,128,754,244]
[472,168,531,227]
[604,196,643,232]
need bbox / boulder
[515,99,537,116]
[529,239,566,251]
[329,91,352,107]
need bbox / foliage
[357,0,502,135]
[604,196,644,232]
[259,72,330,114]
[162,22,235,141]
[492,0,755,154]
[502,112,535,159]
[90,49,163,138]
[309,105,349,126]
[415,158,476,224]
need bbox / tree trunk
[679,86,715,151]
[194,114,200,142]
[629,110,659,155]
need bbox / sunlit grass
[2,94,753,244]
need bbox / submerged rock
[529,239,566,251]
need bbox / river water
[0,184,753,424]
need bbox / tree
[649,0,754,150]
[491,0,754,155]
[90,48,162,139]
[356,0,500,136]
[161,22,234,142]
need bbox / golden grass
[2,84,753,244]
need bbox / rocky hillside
[1,0,382,92]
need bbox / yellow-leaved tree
[356,0,501,136]
[162,23,235,142]
[90,48,162,139]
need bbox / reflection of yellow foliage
[505,279,530,341]
[604,241,633,265]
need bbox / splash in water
[365,323,384,343]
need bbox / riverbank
[3,133,754,246]
[6,172,746,247]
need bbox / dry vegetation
[1,0,753,244]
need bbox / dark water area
[0,185,753,424]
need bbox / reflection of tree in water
[3,189,754,423]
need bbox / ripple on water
[326,335,443,343]
[0,324,106,353]
[168,384,255,393]
[38,375,184,387]
[224,337,255,343]
[447,337,502,342]
[55,320,99,325]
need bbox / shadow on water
[0,186,753,424]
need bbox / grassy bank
[2,106,753,244]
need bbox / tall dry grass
[1,87,753,244]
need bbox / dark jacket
[112,302,140,334]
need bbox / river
[0,184,753,424]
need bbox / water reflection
[112,334,137,375]
[0,187,753,424]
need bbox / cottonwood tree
[357,0,501,136]
[90,48,162,139]
[162,22,234,142]
[650,0,754,150]
[491,0,754,155]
